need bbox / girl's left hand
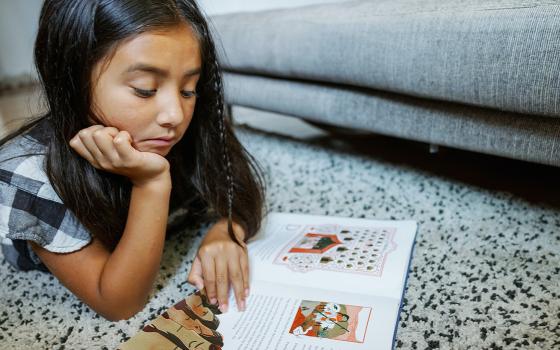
[187,218,249,313]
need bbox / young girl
[0,0,266,321]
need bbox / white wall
[0,0,350,81]
[0,0,44,81]
[198,0,350,16]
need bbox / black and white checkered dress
[1,120,198,272]
[0,122,92,271]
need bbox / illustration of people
[176,291,222,330]
[165,306,223,347]
[119,290,223,350]
[290,301,350,339]
[297,235,324,250]
[119,315,222,350]
[316,303,350,334]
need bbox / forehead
[96,23,202,76]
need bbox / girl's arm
[31,125,173,321]
[30,174,171,321]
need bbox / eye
[181,90,198,99]
[133,88,156,98]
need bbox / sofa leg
[429,143,440,154]
[225,104,233,123]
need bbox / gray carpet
[0,125,559,349]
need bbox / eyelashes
[180,90,198,98]
[133,88,156,98]
[133,88,198,99]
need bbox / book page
[218,280,399,350]
[118,213,416,349]
[119,290,225,350]
[248,213,417,299]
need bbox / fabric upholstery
[224,72,560,166]
[212,0,560,117]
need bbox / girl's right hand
[69,125,170,186]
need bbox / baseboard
[0,74,39,96]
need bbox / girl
[0,0,266,321]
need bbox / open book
[119,212,418,350]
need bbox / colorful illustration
[119,290,224,350]
[288,233,342,253]
[289,300,372,343]
[275,224,397,276]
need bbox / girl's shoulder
[0,120,61,204]
[0,128,47,161]
[0,122,91,271]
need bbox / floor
[1,86,559,349]
[232,106,560,209]
[0,85,44,137]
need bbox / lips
[149,136,175,141]
[143,136,175,147]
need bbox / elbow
[97,299,147,322]
[100,305,143,322]
[101,313,125,322]
[95,281,151,321]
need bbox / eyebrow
[124,63,201,78]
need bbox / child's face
[90,23,202,156]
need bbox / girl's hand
[187,219,249,313]
[69,125,170,186]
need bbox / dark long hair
[0,0,266,249]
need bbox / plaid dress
[1,120,200,272]
[0,121,92,271]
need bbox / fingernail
[219,304,228,313]
[238,300,246,312]
[210,298,217,305]
[245,288,250,298]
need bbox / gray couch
[210,0,560,167]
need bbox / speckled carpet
[1,124,559,350]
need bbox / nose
[156,91,184,127]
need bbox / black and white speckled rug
[1,124,559,350]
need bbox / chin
[157,149,171,157]
[138,146,170,156]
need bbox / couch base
[224,72,560,167]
